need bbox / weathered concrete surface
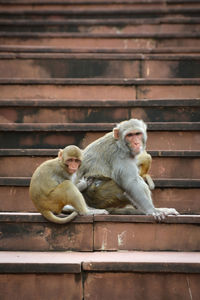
[0,213,93,251]
[93,215,200,251]
[84,272,200,300]
[0,251,199,300]
[0,213,199,251]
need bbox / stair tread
[1,149,199,156]
[1,177,199,188]
[0,122,199,131]
[1,7,200,14]
[1,17,200,25]
[1,78,200,84]
[1,32,200,38]
[0,212,200,224]
[2,53,200,59]
[1,0,200,4]
[0,251,199,274]
[1,46,200,53]
[0,99,199,106]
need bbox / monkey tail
[42,210,78,224]
[144,174,155,190]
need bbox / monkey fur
[29,145,107,224]
[137,150,155,190]
[78,119,179,221]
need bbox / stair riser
[0,272,199,300]
[1,24,200,34]
[0,131,199,150]
[0,221,93,251]
[2,2,200,10]
[0,219,199,251]
[0,273,82,300]
[1,84,200,100]
[0,156,199,178]
[0,186,199,214]
[1,58,200,78]
[1,37,200,48]
[84,272,199,300]
[1,12,200,21]
[94,222,200,251]
[1,106,199,123]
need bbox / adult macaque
[78,119,179,221]
[29,145,107,224]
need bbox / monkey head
[58,145,83,174]
[113,119,147,157]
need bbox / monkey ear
[58,149,63,160]
[113,128,119,140]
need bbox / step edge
[0,212,199,224]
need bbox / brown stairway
[0,1,200,299]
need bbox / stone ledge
[0,251,200,274]
[0,212,199,224]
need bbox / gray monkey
[76,119,179,221]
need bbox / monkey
[137,150,155,190]
[77,119,179,221]
[29,145,107,224]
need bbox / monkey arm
[112,159,155,214]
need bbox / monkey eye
[66,158,81,163]
[135,132,142,136]
[67,158,73,162]
[126,133,135,137]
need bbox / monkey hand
[148,207,179,222]
[76,177,89,191]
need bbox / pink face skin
[125,130,143,154]
[65,158,81,174]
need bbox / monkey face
[125,130,143,155]
[65,158,81,174]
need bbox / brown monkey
[78,119,179,221]
[29,145,107,224]
[137,150,155,190]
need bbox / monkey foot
[151,208,179,221]
[86,207,109,215]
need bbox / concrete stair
[0,0,200,299]
[0,213,200,252]
[1,251,199,300]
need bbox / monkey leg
[58,180,108,216]
[107,205,144,215]
[83,177,130,209]
[49,180,89,215]
[83,177,152,216]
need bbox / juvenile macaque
[137,150,155,190]
[29,145,107,224]
[78,119,179,221]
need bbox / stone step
[1,7,200,19]
[1,0,200,10]
[0,250,199,300]
[0,177,199,214]
[1,32,200,48]
[0,122,199,150]
[0,99,199,123]
[1,18,200,34]
[0,177,200,214]
[1,53,200,78]
[0,150,199,179]
[0,78,200,100]
[1,45,200,54]
[0,213,200,251]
